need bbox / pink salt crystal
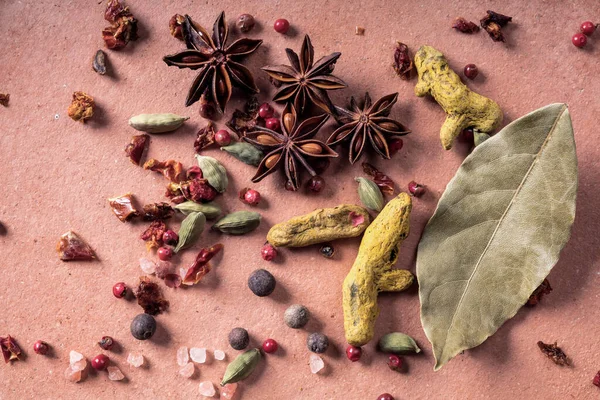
[309,354,324,374]
[69,350,84,365]
[190,347,207,363]
[127,352,144,368]
[179,362,195,378]
[198,381,216,397]
[107,365,125,381]
[220,383,238,399]
[177,346,189,366]
[140,257,157,274]
[213,349,225,361]
[64,366,87,383]
[155,260,174,279]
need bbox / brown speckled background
[1,0,599,399]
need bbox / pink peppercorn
[388,354,402,371]
[408,181,425,197]
[91,354,110,371]
[33,340,49,355]
[162,230,179,246]
[572,33,587,48]
[215,129,232,146]
[389,139,404,155]
[98,336,115,351]
[307,176,325,193]
[580,21,597,36]
[243,189,261,205]
[157,246,174,261]
[346,345,362,362]
[112,282,127,298]
[593,370,600,387]
[274,19,290,34]
[464,64,478,80]
[259,103,274,119]
[377,394,394,400]
[265,117,280,131]
[261,243,277,261]
[262,338,278,353]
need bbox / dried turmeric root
[343,193,414,347]
[414,45,503,150]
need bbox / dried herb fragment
[327,93,410,164]
[0,93,9,107]
[140,221,166,251]
[163,12,263,114]
[108,193,140,222]
[226,96,260,137]
[526,279,553,306]
[538,341,570,366]
[125,134,149,165]
[263,35,346,115]
[135,276,169,315]
[169,14,185,40]
[57,231,96,261]
[92,50,107,75]
[244,103,337,190]
[362,163,395,196]
[182,243,224,285]
[194,122,216,153]
[143,159,186,183]
[142,202,174,221]
[452,17,480,33]
[0,336,22,363]
[480,10,512,42]
[393,42,414,80]
[67,92,95,122]
[102,0,138,50]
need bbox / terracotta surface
[1,1,599,399]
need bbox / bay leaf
[417,103,577,371]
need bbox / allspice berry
[307,332,329,353]
[228,327,250,350]
[284,304,310,329]
[248,269,276,297]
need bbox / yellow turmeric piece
[414,45,503,150]
[343,193,414,347]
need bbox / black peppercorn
[248,269,276,297]
[319,244,335,259]
[307,332,329,353]
[130,313,156,340]
[228,327,250,350]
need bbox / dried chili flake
[226,96,260,137]
[102,0,138,50]
[593,371,600,387]
[452,17,480,33]
[169,14,185,40]
[182,243,223,285]
[57,231,96,261]
[164,273,182,288]
[194,122,217,153]
[393,42,414,81]
[67,92,95,122]
[135,276,169,315]
[0,93,9,107]
[480,10,512,42]
[143,159,186,183]
[537,341,570,366]
[125,134,149,166]
[186,166,203,180]
[0,336,22,363]
[362,162,395,195]
[167,178,217,204]
[142,202,174,221]
[108,193,139,222]
[140,221,166,251]
[526,279,552,306]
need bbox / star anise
[327,93,410,164]
[243,104,338,190]
[163,12,262,114]
[262,35,346,115]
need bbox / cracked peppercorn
[307,333,329,353]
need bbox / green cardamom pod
[174,212,206,253]
[128,113,189,133]
[378,332,421,354]
[212,211,261,235]
[474,131,491,147]
[355,177,384,212]
[220,348,261,386]
[174,201,221,219]
[220,142,264,167]
[196,155,228,193]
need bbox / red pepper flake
[182,243,224,285]
[537,341,571,366]
[57,231,96,261]
[169,14,185,40]
[0,336,22,363]
[526,279,552,306]
[102,0,138,50]
[143,159,186,183]
[186,166,203,180]
[167,178,217,204]
[108,193,140,222]
[593,371,600,387]
[67,91,95,123]
[0,93,9,107]
[194,122,217,153]
[226,96,260,137]
[135,276,169,315]
[124,134,149,166]
[393,42,414,81]
[164,273,182,288]
[362,162,395,196]
[452,17,480,33]
[142,202,174,221]
[140,221,166,251]
[480,10,512,42]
